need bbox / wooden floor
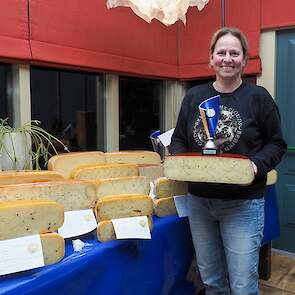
[260,252,295,294]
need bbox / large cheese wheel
[96,217,153,242]
[48,151,106,178]
[95,194,153,221]
[40,233,65,265]
[138,164,164,182]
[105,151,161,165]
[155,177,188,198]
[153,197,177,217]
[0,170,65,185]
[0,200,64,240]
[266,169,278,185]
[95,176,150,200]
[0,180,96,211]
[164,153,254,185]
[71,163,139,180]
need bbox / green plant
[0,118,67,170]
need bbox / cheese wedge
[95,176,150,200]
[153,197,177,217]
[266,169,278,185]
[96,217,153,242]
[155,177,188,198]
[48,151,106,178]
[95,194,153,221]
[71,163,139,180]
[0,170,65,185]
[164,153,254,185]
[41,233,65,265]
[138,164,164,182]
[105,151,161,165]
[0,200,64,240]
[0,180,96,211]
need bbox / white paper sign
[112,216,151,239]
[158,128,175,147]
[0,235,44,276]
[174,195,189,217]
[149,181,156,199]
[58,209,97,239]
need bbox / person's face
[210,34,246,81]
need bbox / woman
[170,27,286,295]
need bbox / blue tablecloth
[0,216,196,295]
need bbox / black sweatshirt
[170,82,287,199]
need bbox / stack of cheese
[153,177,188,217]
[0,199,65,266]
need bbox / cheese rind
[95,194,153,221]
[0,180,96,211]
[48,151,106,178]
[0,200,64,240]
[40,233,65,265]
[0,170,65,185]
[95,176,150,200]
[96,217,153,242]
[105,151,161,165]
[153,197,177,217]
[71,163,139,180]
[155,177,188,198]
[266,169,278,185]
[138,164,164,182]
[164,154,254,185]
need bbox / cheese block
[96,217,153,242]
[266,169,278,185]
[105,151,161,165]
[153,197,177,217]
[95,194,153,221]
[71,163,139,180]
[41,233,65,265]
[95,176,150,200]
[138,164,164,182]
[164,153,255,185]
[48,151,106,178]
[0,170,65,185]
[155,177,188,198]
[0,180,96,211]
[0,200,64,240]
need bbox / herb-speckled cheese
[138,164,164,182]
[153,197,177,217]
[40,233,65,265]
[105,151,161,165]
[155,177,188,198]
[0,200,64,240]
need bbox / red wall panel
[261,0,295,30]
[0,0,31,60]
[29,0,178,78]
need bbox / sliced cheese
[0,200,64,240]
[41,233,65,265]
[164,153,254,185]
[0,180,96,211]
[71,163,139,180]
[138,164,164,182]
[266,169,278,185]
[95,194,153,221]
[155,177,188,198]
[105,151,161,165]
[0,170,65,185]
[95,176,150,200]
[153,197,177,217]
[48,151,106,178]
[96,217,153,242]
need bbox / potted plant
[0,118,66,170]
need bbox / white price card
[0,235,44,276]
[158,128,175,147]
[149,181,156,199]
[58,209,97,239]
[112,216,151,240]
[174,195,189,218]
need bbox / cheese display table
[0,215,197,295]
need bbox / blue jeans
[187,193,265,295]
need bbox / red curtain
[0,0,31,60]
